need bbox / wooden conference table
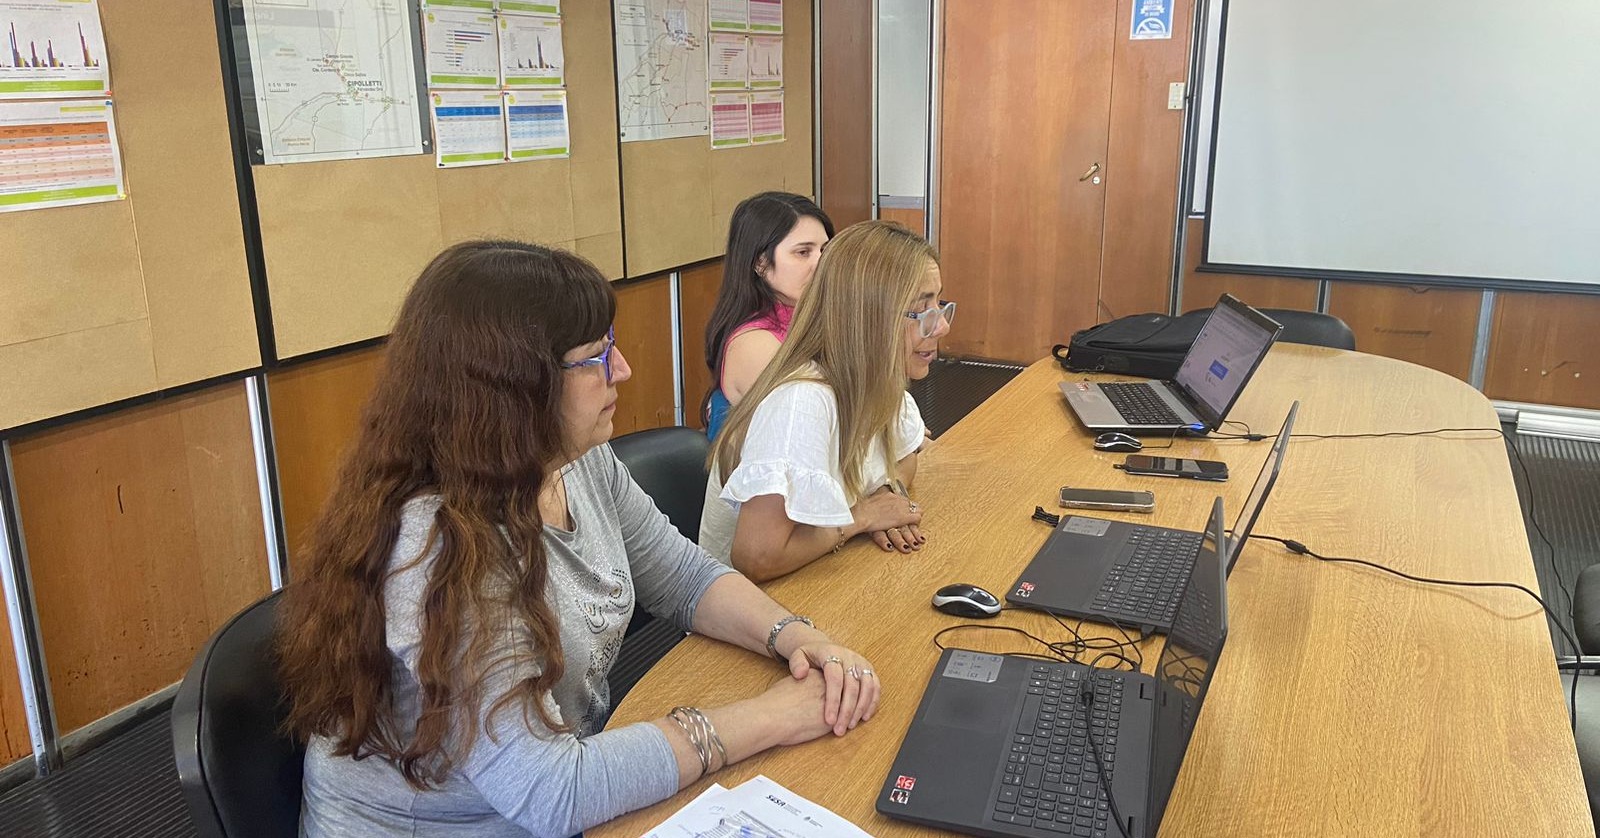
[597,346,1591,837]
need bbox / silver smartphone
[1059,487,1156,513]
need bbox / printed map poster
[614,0,709,142]
[0,0,112,98]
[242,0,424,164]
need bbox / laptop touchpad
[921,652,1012,731]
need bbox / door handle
[1078,162,1101,182]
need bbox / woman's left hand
[788,640,882,736]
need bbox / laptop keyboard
[1099,382,1183,425]
[993,664,1123,836]
[1091,528,1205,627]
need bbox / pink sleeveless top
[718,302,794,391]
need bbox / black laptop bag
[1051,310,1209,379]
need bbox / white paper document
[614,0,710,142]
[505,88,568,159]
[750,89,782,144]
[641,775,873,838]
[747,34,781,88]
[0,0,112,98]
[424,7,501,88]
[710,91,748,148]
[708,33,748,90]
[241,0,424,164]
[709,0,747,32]
[0,98,125,213]
[429,89,505,167]
[499,13,563,88]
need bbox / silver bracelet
[667,707,712,776]
[766,615,814,662]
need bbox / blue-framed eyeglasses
[559,327,616,382]
[905,300,956,338]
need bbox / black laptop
[876,499,1228,838]
[1059,294,1283,435]
[1005,402,1298,634]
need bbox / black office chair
[172,590,303,838]
[1559,565,1600,831]
[611,426,712,544]
[1184,306,1357,351]
[607,427,713,704]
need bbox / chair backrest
[172,590,303,838]
[1258,308,1357,351]
[611,426,712,543]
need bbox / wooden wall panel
[878,206,926,237]
[937,0,1116,364]
[1097,0,1193,323]
[614,277,679,436]
[1181,218,1318,312]
[1484,292,1600,409]
[680,261,723,431]
[267,347,386,577]
[10,384,270,732]
[1327,283,1480,380]
[0,591,30,763]
[819,0,873,229]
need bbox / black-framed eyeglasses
[559,326,616,382]
[904,300,956,338]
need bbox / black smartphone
[1117,454,1229,481]
[1059,487,1156,513]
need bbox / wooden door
[937,0,1117,363]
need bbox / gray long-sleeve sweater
[300,443,736,838]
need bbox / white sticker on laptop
[1062,517,1112,537]
[941,650,1003,683]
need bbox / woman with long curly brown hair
[277,240,881,837]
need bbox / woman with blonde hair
[699,221,955,582]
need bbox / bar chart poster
[423,8,500,88]
[429,89,505,167]
[505,89,568,159]
[498,13,563,88]
[0,98,125,213]
[747,34,780,88]
[0,0,111,98]
[750,89,781,144]
[708,33,747,90]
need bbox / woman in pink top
[703,192,835,438]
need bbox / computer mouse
[932,583,1002,618]
[1093,432,1144,452]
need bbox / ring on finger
[861,668,875,677]
[824,655,843,666]
[847,665,861,680]
[908,501,920,513]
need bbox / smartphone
[1059,487,1156,513]
[1117,455,1230,482]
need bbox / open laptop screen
[1172,295,1282,429]
[1144,497,1229,836]
[1225,401,1299,573]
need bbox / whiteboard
[1205,0,1600,287]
